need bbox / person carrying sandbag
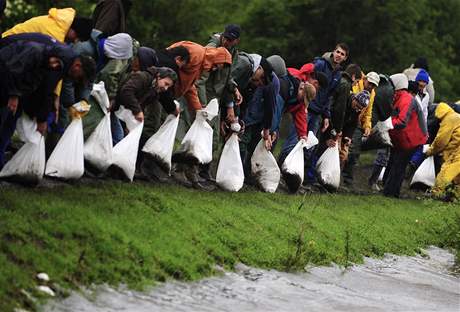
[424,102,460,198]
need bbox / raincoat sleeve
[183,85,202,111]
[98,58,129,100]
[426,120,454,156]
[196,71,210,106]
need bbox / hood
[202,46,232,71]
[267,55,287,77]
[322,51,335,68]
[435,102,455,121]
[48,8,75,38]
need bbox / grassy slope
[0,181,459,311]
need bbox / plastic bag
[45,117,85,180]
[251,138,280,193]
[216,133,244,192]
[142,113,179,174]
[361,117,394,151]
[84,82,113,171]
[172,100,218,165]
[316,144,340,190]
[111,107,143,181]
[410,156,435,187]
[281,131,319,192]
[0,115,45,184]
[378,167,386,182]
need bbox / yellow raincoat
[426,102,460,193]
[352,78,375,131]
[2,8,76,97]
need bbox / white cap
[366,71,380,87]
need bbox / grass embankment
[0,182,459,311]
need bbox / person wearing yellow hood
[2,8,91,44]
[425,102,460,196]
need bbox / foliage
[0,182,459,311]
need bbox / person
[2,8,92,44]
[341,71,380,186]
[383,73,427,198]
[195,24,242,182]
[92,0,132,36]
[0,33,95,168]
[424,102,460,198]
[367,74,395,191]
[274,59,329,166]
[303,43,349,185]
[403,57,435,106]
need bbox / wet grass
[0,181,459,311]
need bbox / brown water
[45,247,460,312]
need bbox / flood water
[46,246,460,312]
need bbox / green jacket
[196,33,238,108]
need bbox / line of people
[0,1,459,200]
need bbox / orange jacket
[168,41,231,110]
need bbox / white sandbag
[361,117,394,151]
[45,118,85,179]
[84,82,113,171]
[281,138,307,191]
[378,167,386,182]
[203,98,219,121]
[410,156,435,187]
[112,116,143,181]
[316,145,340,189]
[216,133,244,192]
[84,114,113,171]
[251,138,280,193]
[174,110,213,164]
[305,131,319,149]
[142,113,179,174]
[0,115,45,183]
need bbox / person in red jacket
[383,73,428,198]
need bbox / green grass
[0,182,459,311]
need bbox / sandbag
[45,118,85,180]
[0,115,45,184]
[142,113,179,174]
[410,156,435,187]
[251,138,280,193]
[281,131,319,192]
[216,133,244,192]
[361,117,394,151]
[172,100,218,165]
[378,167,386,182]
[316,144,340,190]
[84,82,113,172]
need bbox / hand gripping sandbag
[216,133,244,192]
[316,144,341,190]
[410,156,435,187]
[142,113,179,174]
[45,102,89,180]
[0,115,45,184]
[251,138,280,193]
[111,108,143,181]
[361,117,394,151]
[84,82,113,171]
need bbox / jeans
[110,113,124,146]
[383,148,415,198]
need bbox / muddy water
[46,247,460,312]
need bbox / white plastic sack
[203,98,219,121]
[305,131,319,149]
[0,115,45,183]
[115,105,140,131]
[216,133,244,192]
[316,145,341,189]
[84,114,113,171]
[281,138,307,191]
[111,116,143,181]
[45,118,84,179]
[84,82,113,171]
[251,138,280,193]
[362,117,394,151]
[378,167,386,182]
[142,113,179,174]
[410,156,435,187]
[175,111,213,164]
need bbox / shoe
[192,181,216,191]
[171,169,193,188]
[370,183,381,192]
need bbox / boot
[368,165,383,190]
[199,163,215,182]
[184,164,215,191]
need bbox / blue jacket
[309,53,341,118]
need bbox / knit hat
[366,71,380,86]
[223,24,241,40]
[390,73,408,90]
[138,47,158,71]
[415,69,429,83]
[267,55,287,77]
[352,90,371,107]
[104,33,133,60]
